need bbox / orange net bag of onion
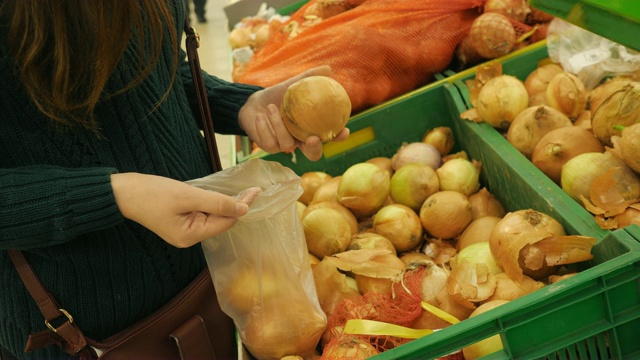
[234,0,486,114]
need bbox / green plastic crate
[529,0,640,52]
[245,69,640,358]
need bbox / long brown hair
[2,0,178,131]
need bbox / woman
[0,1,348,359]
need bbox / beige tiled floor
[186,0,237,169]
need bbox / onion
[225,267,288,314]
[484,0,531,22]
[468,13,517,59]
[420,191,473,239]
[531,126,604,184]
[435,288,474,321]
[348,232,397,256]
[312,176,342,203]
[321,335,379,360]
[296,201,307,220]
[299,171,333,205]
[312,259,360,316]
[337,162,390,219]
[455,35,487,70]
[303,200,358,236]
[506,105,573,159]
[228,27,252,49]
[365,157,394,175]
[436,158,480,196]
[468,188,506,220]
[302,206,352,258]
[476,75,529,129]
[251,23,270,49]
[457,216,502,251]
[461,300,509,359]
[561,151,640,203]
[524,63,564,97]
[390,163,440,211]
[616,206,640,228]
[309,253,321,266]
[391,142,441,171]
[354,253,406,294]
[281,76,351,142]
[545,72,587,120]
[243,300,326,360]
[446,258,497,307]
[614,123,640,173]
[489,209,565,280]
[422,126,455,156]
[409,261,450,305]
[373,204,424,252]
[451,242,502,275]
[590,80,640,146]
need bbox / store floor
[186,0,236,169]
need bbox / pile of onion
[506,105,572,159]
[281,75,352,143]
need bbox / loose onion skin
[420,191,473,239]
[489,209,565,280]
[281,76,351,142]
[476,75,529,129]
[506,105,573,159]
[531,126,604,184]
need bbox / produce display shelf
[251,60,640,358]
[529,0,640,52]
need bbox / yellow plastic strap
[421,301,460,325]
[343,319,433,339]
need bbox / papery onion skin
[617,123,640,173]
[451,242,502,275]
[489,209,565,281]
[506,105,573,159]
[436,157,481,196]
[468,188,506,220]
[531,126,605,184]
[561,151,640,203]
[420,191,473,239]
[391,142,442,171]
[476,75,529,129]
[373,203,424,252]
[390,162,440,211]
[354,253,406,294]
[546,72,587,120]
[337,162,391,219]
[348,232,397,256]
[321,335,379,360]
[590,80,640,146]
[281,75,351,143]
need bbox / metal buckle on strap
[189,26,201,48]
[45,309,74,333]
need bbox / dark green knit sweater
[0,3,262,359]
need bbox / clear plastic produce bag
[187,159,326,360]
[547,18,640,89]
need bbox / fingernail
[236,202,249,216]
[268,104,278,115]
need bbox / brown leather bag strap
[7,249,91,356]
[184,16,223,173]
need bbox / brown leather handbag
[5,17,236,360]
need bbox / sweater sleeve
[0,165,124,250]
[179,48,263,135]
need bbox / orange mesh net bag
[319,271,425,358]
[234,0,486,114]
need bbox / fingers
[333,127,350,142]
[299,136,323,161]
[253,106,297,154]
